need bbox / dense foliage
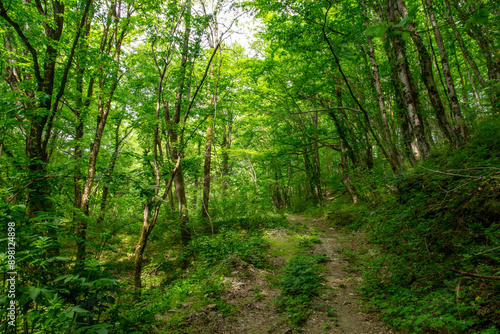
[1,0,499,332]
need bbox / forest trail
[197,215,398,334]
[285,215,395,334]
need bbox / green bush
[276,253,325,327]
[188,229,269,268]
[359,116,500,333]
[0,204,120,334]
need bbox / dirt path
[286,215,396,334]
[185,215,397,333]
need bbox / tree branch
[445,268,500,281]
[0,0,43,87]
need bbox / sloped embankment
[356,118,500,333]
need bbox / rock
[206,303,217,309]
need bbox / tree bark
[387,0,431,160]
[450,1,500,109]
[201,116,213,218]
[395,0,457,147]
[0,0,93,257]
[385,43,417,166]
[364,4,403,173]
[76,1,130,261]
[425,0,468,140]
[339,141,358,204]
[443,0,498,108]
[168,0,192,245]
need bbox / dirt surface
[287,215,397,334]
[177,215,399,334]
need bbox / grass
[307,116,500,334]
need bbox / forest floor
[178,215,399,334]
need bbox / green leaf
[395,16,411,28]
[73,323,112,334]
[408,4,419,17]
[401,31,411,42]
[29,287,41,302]
[65,306,90,319]
[40,289,53,300]
[364,24,389,38]
[54,274,76,284]
[472,9,489,25]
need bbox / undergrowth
[114,215,286,333]
[275,235,328,328]
[321,116,500,334]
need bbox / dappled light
[1,0,499,333]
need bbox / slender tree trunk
[325,82,357,167]
[332,76,358,203]
[422,9,451,110]
[450,1,500,109]
[271,163,283,210]
[311,110,323,194]
[364,4,402,173]
[395,0,457,147]
[168,0,192,246]
[202,27,221,219]
[443,0,497,108]
[201,116,213,218]
[339,141,358,204]
[462,51,482,109]
[388,0,431,159]
[425,0,468,140]
[77,3,128,260]
[221,120,232,191]
[134,96,180,295]
[453,46,471,112]
[96,119,125,229]
[303,149,316,203]
[385,44,417,166]
[77,78,120,261]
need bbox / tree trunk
[201,116,213,218]
[0,0,91,256]
[388,0,431,159]
[303,149,317,203]
[221,120,232,191]
[134,96,181,294]
[385,43,417,166]
[76,2,128,260]
[168,0,192,246]
[364,5,403,172]
[395,0,457,147]
[425,0,468,140]
[450,1,500,108]
[96,119,126,229]
[443,0,498,108]
[311,110,323,196]
[453,50,471,112]
[339,141,358,204]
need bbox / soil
[172,215,400,334]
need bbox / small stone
[207,303,217,309]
